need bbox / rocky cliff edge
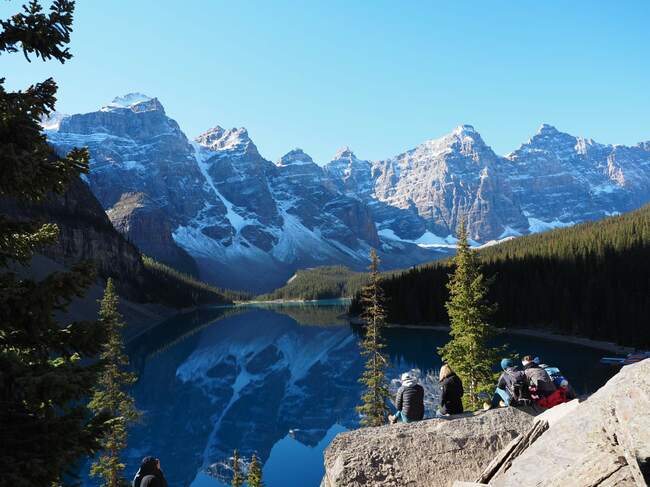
[322,359,650,487]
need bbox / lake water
[114,301,617,487]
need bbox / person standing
[439,364,464,415]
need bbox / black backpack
[505,370,533,406]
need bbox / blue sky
[3,0,649,164]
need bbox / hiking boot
[499,400,506,408]
[388,414,398,424]
[482,402,491,411]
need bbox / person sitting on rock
[536,359,577,400]
[438,364,464,415]
[133,456,169,487]
[522,355,556,398]
[490,358,528,408]
[389,372,424,423]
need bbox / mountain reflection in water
[121,301,616,487]
[125,302,362,487]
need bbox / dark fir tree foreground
[231,449,243,487]
[438,219,501,410]
[356,249,390,427]
[89,279,140,487]
[246,453,264,487]
[0,1,109,485]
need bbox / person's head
[439,364,454,381]
[140,456,159,475]
[522,355,534,366]
[401,372,416,384]
[500,358,513,370]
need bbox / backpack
[542,366,566,388]
[504,370,533,406]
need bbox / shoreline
[502,328,635,355]
[360,318,635,354]
[235,298,352,305]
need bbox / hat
[500,358,513,370]
[401,372,414,382]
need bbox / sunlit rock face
[107,192,198,275]
[321,407,536,487]
[506,124,650,225]
[325,124,650,243]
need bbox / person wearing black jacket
[390,372,425,423]
[133,456,169,487]
[439,364,464,415]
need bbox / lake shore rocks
[321,359,650,487]
[485,358,649,487]
[320,407,537,487]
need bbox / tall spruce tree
[89,279,140,487]
[246,453,264,487]
[438,218,501,409]
[231,449,243,487]
[356,249,390,427]
[0,1,109,485]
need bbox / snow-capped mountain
[325,124,650,244]
[506,124,650,227]
[46,95,437,291]
[46,94,650,291]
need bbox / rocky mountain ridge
[327,123,650,243]
[45,94,650,291]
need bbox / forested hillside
[0,175,236,309]
[257,266,371,301]
[142,256,249,306]
[353,205,650,347]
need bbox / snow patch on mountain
[378,228,459,250]
[107,93,152,108]
[192,142,255,232]
[527,217,575,233]
[40,111,68,131]
[196,126,254,153]
[276,148,315,167]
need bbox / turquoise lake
[109,301,618,487]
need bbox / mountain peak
[102,93,165,114]
[452,124,477,136]
[277,148,315,167]
[333,146,356,160]
[537,123,559,135]
[195,126,254,152]
[108,93,152,108]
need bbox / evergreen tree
[231,449,243,487]
[364,204,650,347]
[0,1,110,485]
[438,218,501,410]
[356,249,390,427]
[246,453,264,487]
[89,279,140,487]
